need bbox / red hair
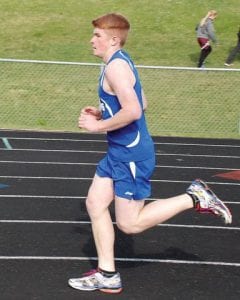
[92,13,130,46]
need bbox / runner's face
[90,28,112,58]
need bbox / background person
[225,27,240,66]
[196,10,218,68]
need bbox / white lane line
[1,176,240,187]
[0,195,86,199]
[3,136,240,148]
[159,153,240,159]
[0,148,106,154]
[0,160,239,171]
[0,219,239,231]
[0,175,92,180]
[154,165,240,171]
[3,137,107,143]
[0,160,98,166]
[0,195,238,204]
[150,179,240,186]
[0,148,240,159]
[155,142,240,148]
[0,255,239,267]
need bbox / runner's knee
[86,196,101,218]
[116,218,142,234]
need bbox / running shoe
[186,179,232,224]
[68,269,123,294]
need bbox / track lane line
[1,148,240,158]
[2,136,240,148]
[0,176,240,187]
[0,160,239,171]
[0,256,239,267]
[0,219,239,230]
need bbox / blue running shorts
[96,154,155,200]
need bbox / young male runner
[68,13,232,294]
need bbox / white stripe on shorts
[129,161,136,179]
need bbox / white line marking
[157,165,240,171]
[0,160,239,171]
[139,197,240,204]
[0,148,240,158]
[2,176,240,187]
[0,195,238,204]
[0,219,239,230]
[155,142,240,148]
[160,223,240,230]
[0,148,106,154]
[1,176,240,188]
[0,175,91,180]
[0,220,90,224]
[158,153,240,159]
[5,138,105,143]
[0,195,86,199]
[0,255,239,267]
[0,160,97,166]
[3,136,240,148]
[150,179,240,186]
[0,176,211,182]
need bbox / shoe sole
[100,287,123,294]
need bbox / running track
[0,130,239,300]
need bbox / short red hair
[92,13,130,46]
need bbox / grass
[0,62,98,131]
[1,0,240,67]
[1,61,239,138]
[140,68,240,138]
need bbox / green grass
[1,61,239,138]
[0,62,98,131]
[1,0,240,67]
[139,68,240,138]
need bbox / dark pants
[197,38,212,67]
[225,41,240,64]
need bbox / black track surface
[0,130,239,300]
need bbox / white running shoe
[68,269,123,294]
[187,179,232,224]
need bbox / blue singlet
[98,49,155,162]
